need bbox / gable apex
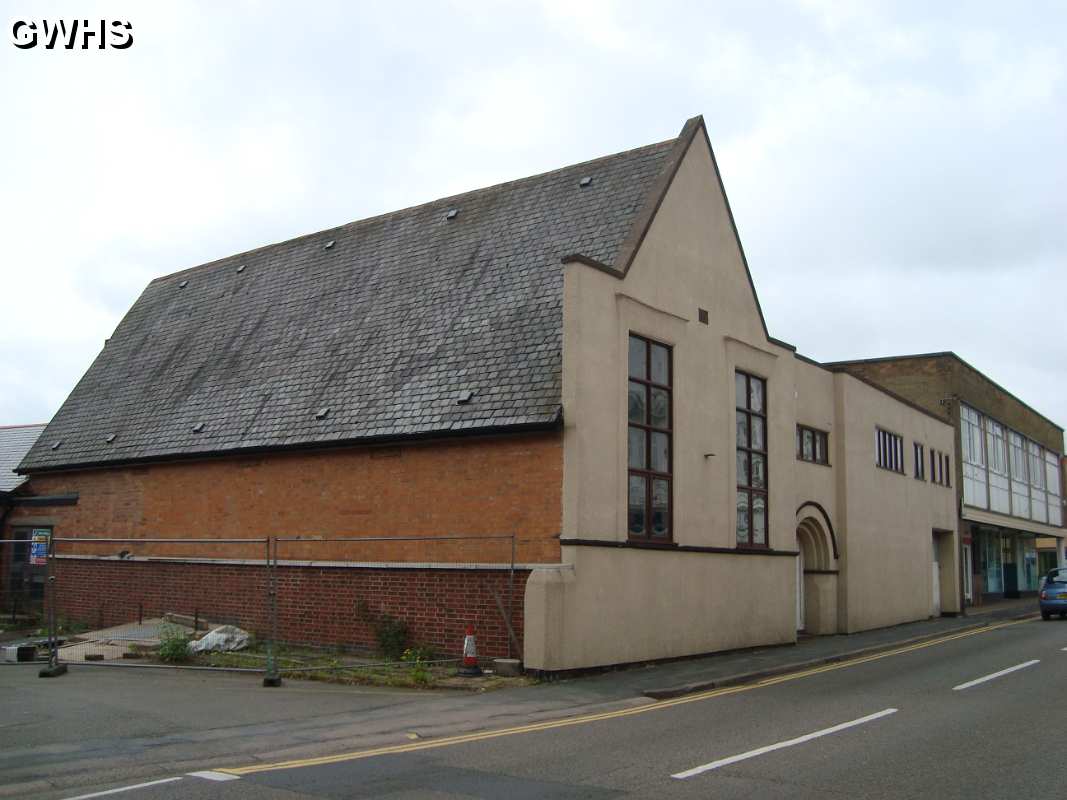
[563,115,780,347]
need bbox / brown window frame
[736,371,769,549]
[796,424,829,466]
[627,334,673,541]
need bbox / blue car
[1040,569,1067,620]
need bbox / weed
[402,647,432,685]
[157,622,190,663]
[373,615,409,661]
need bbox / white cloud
[1,0,1064,437]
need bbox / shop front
[971,524,1041,602]
[1036,537,1063,576]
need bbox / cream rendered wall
[793,360,838,524]
[528,132,799,671]
[561,134,799,550]
[523,127,959,671]
[524,547,794,670]
[835,373,960,632]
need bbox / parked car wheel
[1039,569,1067,621]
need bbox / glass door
[983,533,1002,594]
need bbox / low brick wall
[53,558,528,658]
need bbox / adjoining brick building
[9,117,973,670]
[828,353,1065,606]
[0,423,47,610]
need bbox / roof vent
[456,389,474,405]
[445,208,458,220]
[105,434,116,444]
[236,264,246,273]
[179,280,188,289]
[192,422,205,433]
[315,407,330,420]
[324,240,335,250]
[50,440,62,450]
[579,176,593,187]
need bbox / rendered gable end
[561,122,789,547]
[532,122,800,670]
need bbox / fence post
[508,533,516,660]
[39,533,66,678]
[263,536,282,687]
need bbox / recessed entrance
[796,516,837,635]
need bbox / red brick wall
[53,558,528,658]
[4,431,563,564]
[3,432,559,652]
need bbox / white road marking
[63,777,183,799]
[671,708,898,779]
[1061,647,1067,652]
[952,660,1040,691]
[187,770,240,781]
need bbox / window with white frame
[1009,430,1030,518]
[959,405,1062,527]
[961,404,987,508]
[1030,441,1047,524]
[1047,452,1063,527]
[985,419,1010,514]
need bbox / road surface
[31,615,1065,799]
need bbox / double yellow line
[220,616,1034,777]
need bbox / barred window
[931,450,951,487]
[876,428,904,473]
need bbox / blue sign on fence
[29,530,49,566]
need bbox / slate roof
[20,131,682,472]
[1,424,46,491]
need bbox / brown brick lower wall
[53,558,528,658]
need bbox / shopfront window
[1022,538,1039,591]
[982,533,1002,594]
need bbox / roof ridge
[151,136,678,285]
[0,423,47,430]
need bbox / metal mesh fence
[0,537,45,630]
[25,533,521,685]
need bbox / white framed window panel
[1046,452,1063,527]
[985,419,1010,514]
[1029,441,1047,524]
[961,404,987,509]
[1009,431,1030,519]
[960,405,1062,527]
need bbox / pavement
[55,618,173,662]
[0,598,1041,799]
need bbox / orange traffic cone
[458,624,482,676]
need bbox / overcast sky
[2,1,1064,444]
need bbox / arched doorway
[796,515,838,634]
